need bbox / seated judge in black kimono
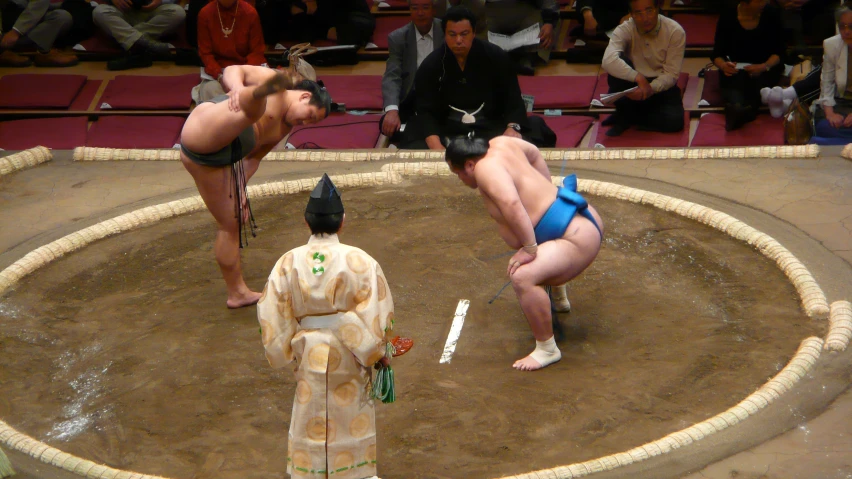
[398,5,554,150]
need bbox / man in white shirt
[380,0,443,140]
[600,0,685,137]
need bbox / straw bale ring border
[70,145,820,163]
[0,146,52,176]
[0,151,845,479]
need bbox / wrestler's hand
[508,248,536,276]
[843,113,852,128]
[227,85,244,112]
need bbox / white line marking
[439,300,470,364]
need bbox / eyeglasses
[840,23,852,31]
[631,7,657,18]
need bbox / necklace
[217,2,238,38]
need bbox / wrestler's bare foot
[253,71,300,99]
[227,290,262,309]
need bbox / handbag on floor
[789,56,814,87]
[783,98,813,145]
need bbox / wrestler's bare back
[473,137,603,247]
[182,66,296,157]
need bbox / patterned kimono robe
[257,233,394,479]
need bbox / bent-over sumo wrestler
[180,66,331,308]
[446,135,603,371]
[257,175,407,479]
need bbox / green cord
[371,342,396,404]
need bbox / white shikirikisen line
[439,300,470,364]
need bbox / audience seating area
[0,0,830,151]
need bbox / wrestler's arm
[221,65,276,91]
[477,163,537,248]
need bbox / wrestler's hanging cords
[371,342,396,404]
[0,446,15,478]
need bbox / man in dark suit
[400,6,555,150]
[380,0,443,140]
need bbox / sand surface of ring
[0,177,823,479]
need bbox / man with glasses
[380,0,443,142]
[600,0,686,137]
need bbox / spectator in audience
[186,0,255,48]
[776,0,839,52]
[93,0,186,71]
[0,0,79,66]
[286,0,375,47]
[574,0,630,40]
[400,6,555,150]
[193,0,266,103]
[600,0,685,137]
[711,0,785,130]
[380,0,443,141]
[482,0,558,75]
[810,4,852,144]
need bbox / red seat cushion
[317,75,383,110]
[592,72,689,104]
[86,116,186,149]
[594,112,690,148]
[672,13,718,47]
[518,75,598,109]
[99,75,198,110]
[538,114,594,148]
[700,69,724,107]
[691,113,784,147]
[287,113,381,149]
[69,80,103,111]
[0,117,88,149]
[371,16,411,49]
[0,74,88,109]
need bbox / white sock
[551,284,571,312]
[781,86,798,102]
[782,98,793,113]
[768,86,785,118]
[528,336,562,368]
[760,87,772,105]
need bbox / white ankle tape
[529,337,561,367]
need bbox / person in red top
[193,0,266,103]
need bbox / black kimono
[400,38,554,149]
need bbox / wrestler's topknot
[445,135,488,169]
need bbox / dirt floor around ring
[0,176,825,479]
